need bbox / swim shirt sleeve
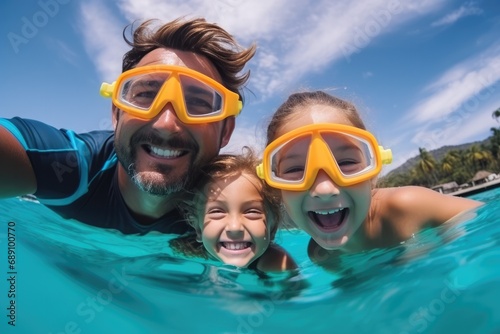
[0,117,113,205]
[1,117,190,234]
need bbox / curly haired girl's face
[199,173,270,267]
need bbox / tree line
[379,107,500,188]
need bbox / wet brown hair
[266,91,366,145]
[122,18,256,103]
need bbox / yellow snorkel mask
[100,65,242,124]
[256,124,392,191]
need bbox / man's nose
[151,102,184,132]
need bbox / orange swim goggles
[256,124,393,191]
[100,65,242,124]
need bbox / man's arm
[0,126,36,198]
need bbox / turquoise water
[0,189,499,334]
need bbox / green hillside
[378,131,498,188]
[384,138,490,177]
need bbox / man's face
[112,48,235,196]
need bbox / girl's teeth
[222,242,250,250]
[314,208,344,215]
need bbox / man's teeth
[222,242,250,250]
[314,208,345,215]
[150,146,182,158]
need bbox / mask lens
[119,73,170,112]
[269,130,377,187]
[321,132,375,177]
[270,134,312,183]
[179,74,223,117]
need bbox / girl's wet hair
[121,18,256,104]
[266,91,366,145]
[170,147,281,259]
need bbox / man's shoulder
[2,117,115,153]
[78,129,114,145]
[77,130,115,161]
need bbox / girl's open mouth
[308,208,348,232]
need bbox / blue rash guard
[0,117,190,235]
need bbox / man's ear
[112,105,120,130]
[219,116,235,149]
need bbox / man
[0,18,256,234]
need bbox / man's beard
[115,132,200,197]
[128,163,191,196]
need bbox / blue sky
[2,0,499,173]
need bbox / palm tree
[466,145,492,171]
[441,150,459,175]
[489,127,500,161]
[457,149,475,180]
[417,147,437,186]
[492,107,500,122]
[407,166,425,186]
[441,160,453,175]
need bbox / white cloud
[78,1,129,81]
[117,0,197,23]
[410,97,500,149]
[447,99,500,142]
[381,46,500,171]
[382,91,500,171]
[431,3,483,27]
[117,0,291,42]
[407,43,500,123]
[78,0,446,101]
[220,121,266,156]
[252,0,444,98]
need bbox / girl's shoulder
[371,186,482,231]
[373,186,481,212]
[373,186,438,206]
